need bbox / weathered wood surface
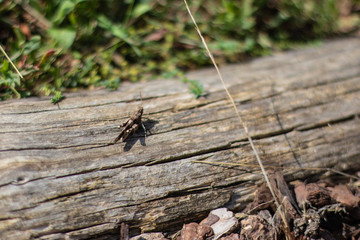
[1,38,360,240]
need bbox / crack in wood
[0,143,107,152]
[135,143,232,167]
[296,115,358,131]
[32,222,117,239]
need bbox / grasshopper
[113,106,146,143]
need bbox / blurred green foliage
[0,0,358,100]
[50,90,64,104]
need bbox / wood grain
[1,38,360,240]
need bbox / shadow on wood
[123,119,159,151]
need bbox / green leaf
[48,28,76,49]
[209,40,242,54]
[101,78,120,90]
[0,68,21,98]
[38,49,57,67]
[97,15,128,39]
[97,15,142,56]
[51,91,65,104]
[1,60,9,73]
[258,33,272,49]
[52,0,76,25]
[132,2,151,19]
[97,15,114,31]
[188,80,204,99]
[23,36,41,55]
[244,37,255,51]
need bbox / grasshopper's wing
[114,119,131,143]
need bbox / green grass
[0,0,358,100]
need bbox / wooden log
[1,38,360,240]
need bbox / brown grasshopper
[113,106,146,143]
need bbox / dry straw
[0,45,23,79]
